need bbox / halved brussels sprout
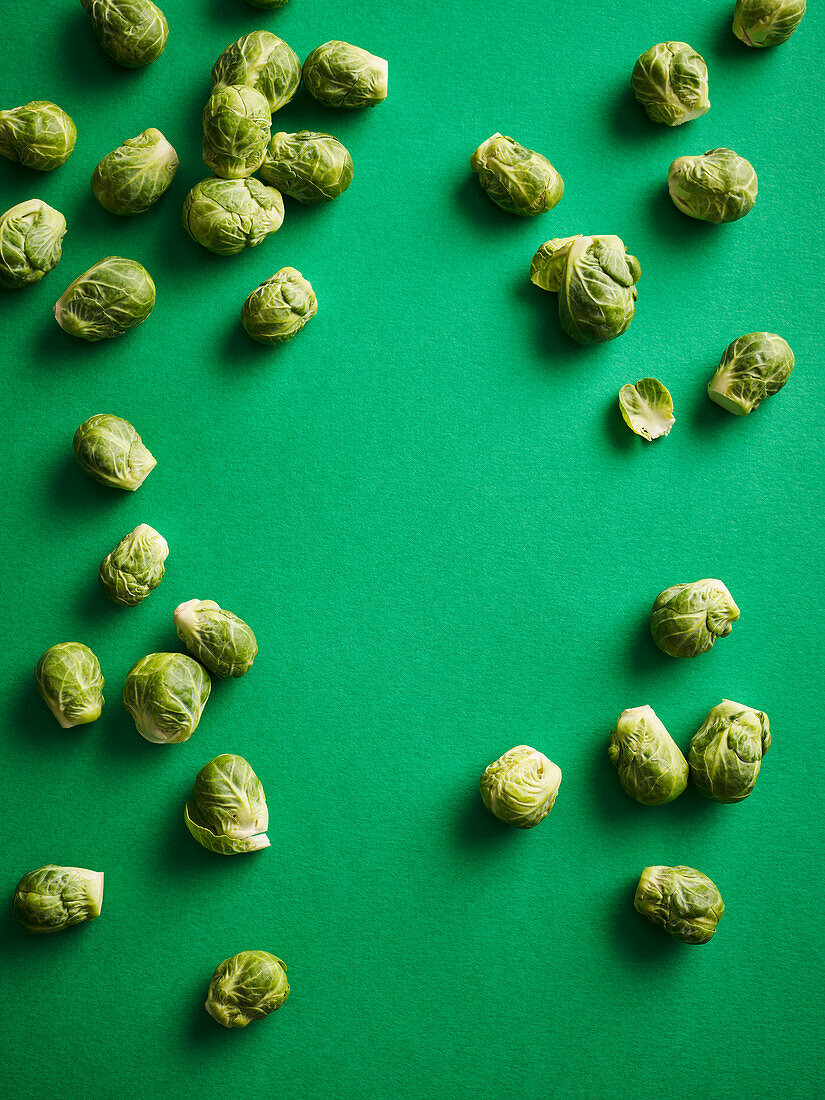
[185,754,269,855]
[202,85,271,180]
[35,642,104,728]
[0,199,66,289]
[631,42,710,126]
[174,599,258,677]
[54,257,155,341]
[0,102,76,170]
[733,0,806,47]
[259,131,354,204]
[99,523,168,605]
[81,0,168,68]
[241,267,317,344]
[13,865,104,933]
[182,177,284,255]
[634,865,724,944]
[211,32,301,113]
[609,706,688,805]
[689,700,770,803]
[205,951,290,1028]
[470,133,563,217]
[619,378,674,440]
[302,41,388,108]
[123,652,211,743]
[650,579,740,659]
[73,414,156,490]
[668,148,758,223]
[708,332,794,415]
[480,745,562,828]
[91,128,178,216]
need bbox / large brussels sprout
[241,267,317,344]
[303,41,388,108]
[185,754,269,855]
[35,642,104,728]
[182,177,284,255]
[123,652,211,744]
[99,523,168,606]
[608,706,688,805]
[733,0,806,47]
[650,579,740,659]
[668,148,758,223]
[91,128,178,216]
[0,200,66,289]
[708,332,794,415]
[530,235,640,345]
[259,131,354,204]
[73,414,156,490]
[211,32,301,113]
[470,133,563,217]
[480,745,562,828]
[13,865,104,934]
[174,599,258,678]
[54,257,155,341]
[631,42,710,126]
[689,700,770,803]
[80,0,168,68]
[618,378,674,440]
[202,85,271,180]
[0,102,76,170]
[206,951,289,1028]
[634,866,724,944]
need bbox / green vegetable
[470,133,563,217]
[634,866,724,944]
[631,42,710,126]
[185,754,269,855]
[650,579,740,659]
[668,148,758,223]
[259,131,354,204]
[708,332,794,415]
[618,378,675,440]
[689,700,771,803]
[202,85,271,180]
[174,599,258,678]
[73,414,156,490]
[91,128,178,216]
[182,177,284,255]
[13,865,104,934]
[0,101,76,170]
[206,951,290,1028]
[241,267,317,344]
[54,257,155,341]
[211,32,301,113]
[0,199,66,289]
[608,706,688,805]
[733,0,806,47]
[99,523,168,606]
[530,235,640,344]
[480,745,562,828]
[302,41,388,108]
[80,0,168,68]
[123,652,211,744]
[35,642,104,728]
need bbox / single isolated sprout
[689,700,771,803]
[631,42,710,126]
[13,865,104,934]
[259,131,354,204]
[470,133,564,217]
[708,332,794,415]
[619,378,675,440]
[80,0,169,68]
[185,754,270,855]
[302,40,388,108]
[91,128,178,216]
[480,745,562,828]
[650,579,740,659]
[205,951,290,1028]
[211,32,301,113]
[35,642,104,728]
[0,101,77,170]
[202,85,272,180]
[242,267,317,344]
[668,148,758,223]
[609,706,688,805]
[54,256,156,341]
[99,523,168,606]
[634,865,724,944]
[73,414,156,490]
[733,0,806,47]
[123,652,211,744]
[174,599,258,678]
[0,200,66,289]
[182,177,284,255]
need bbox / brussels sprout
[0,200,66,289]
[668,148,758,223]
[470,133,563,217]
[259,131,354,204]
[708,332,794,415]
[241,267,317,344]
[99,523,168,606]
[530,235,640,345]
[13,865,104,934]
[650,579,740,659]
[182,177,284,255]
[618,378,674,440]
[73,414,156,490]
[0,101,76,170]
[174,600,258,678]
[211,32,301,113]
[81,0,168,68]
[54,257,155,341]
[631,42,710,126]
[185,754,269,855]
[733,0,806,47]
[303,41,388,108]
[689,700,770,803]
[203,85,271,180]
[634,866,724,944]
[608,706,688,805]
[123,652,211,744]
[205,950,290,1028]
[480,745,562,828]
[91,128,178,216]
[35,642,104,728]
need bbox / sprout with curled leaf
[99,524,168,605]
[185,754,269,855]
[123,652,211,744]
[205,951,290,1028]
[303,41,388,108]
[80,0,168,68]
[0,102,76,170]
[203,85,271,180]
[13,865,104,934]
[174,600,258,678]
[733,0,806,47]
[668,149,758,223]
[182,177,284,255]
[689,700,770,803]
[631,42,710,126]
[259,131,354,204]
[480,745,562,828]
[650,579,740,659]
[35,642,104,728]
[0,200,66,289]
[242,267,317,344]
[609,706,688,805]
[91,129,178,216]
[634,866,724,944]
[708,332,794,415]
[73,414,156,490]
[619,378,674,440]
[470,133,563,217]
[211,32,301,113]
[54,257,156,340]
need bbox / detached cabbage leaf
[619,378,675,440]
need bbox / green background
[2,1,823,1097]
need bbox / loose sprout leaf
[618,377,675,440]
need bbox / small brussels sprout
[211,32,301,113]
[54,257,155,341]
[259,131,354,204]
[619,378,674,440]
[480,745,562,828]
[634,866,724,944]
[73,414,156,490]
[123,652,211,744]
[689,700,770,803]
[470,133,564,217]
[530,235,640,345]
[81,0,168,68]
[650,579,740,659]
[0,199,66,289]
[173,600,258,678]
[99,523,168,606]
[185,754,269,855]
[668,148,758,223]
[91,128,178,216]
[0,101,77,170]
[205,950,290,1028]
[631,42,710,127]
[13,865,104,934]
[708,332,794,415]
[182,177,284,255]
[241,267,317,344]
[733,0,806,47]
[303,41,388,108]
[202,85,271,180]
[608,706,688,805]
[35,642,104,728]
